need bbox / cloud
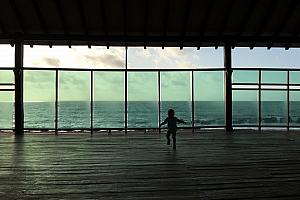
[44,57,60,67]
[84,54,125,68]
[31,57,60,67]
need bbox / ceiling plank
[0,18,7,34]
[144,0,148,48]
[197,0,214,47]
[236,0,258,37]
[32,0,48,34]
[123,0,127,46]
[216,0,236,47]
[218,0,236,36]
[99,0,109,48]
[269,0,299,47]
[77,0,89,36]
[274,1,299,37]
[255,0,279,37]
[9,0,27,34]
[55,0,68,35]
[180,0,192,48]
[162,0,170,48]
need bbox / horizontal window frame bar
[0,88,15,91]
[232,68,300,71]
[22,67,226,72]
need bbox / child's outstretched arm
[159,118,168,127]
[176,118,187,124]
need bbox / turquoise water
[0,101,299,129]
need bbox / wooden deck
[1,131,300,200]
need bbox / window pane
[194,71,224,126]
[161,72,191,127]
[128,72,158,128]
[261,71,287,84]
[0,92,14,129]
[0,70,14,83]
[233,90,258,126]
[24,45,125,69]
[290,91,300,126]
[58,71,90,129]
[127,47,223,69]
[290,71,300,84]
[232,70,258,83]
[261,91,287,126]
[24,71,55,129]
[93,72,124,128]
[0,45,15,67]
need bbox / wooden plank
[0,132,300,199]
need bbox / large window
[0,92,14,129]
[160,71,191,127]
[128,72,158,128]
[24,70,56,129]
[233,91,258,126]
[58,71,90,129]
[0,44,14,130]
[93,72,124,128]
[261,91,287,126]
[232,70,259,127]
[194,71,224,126]
[289,71,300,126]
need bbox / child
[159,109,186,149]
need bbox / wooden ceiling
[1,0,300,48]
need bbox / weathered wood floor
[1,131,300,200]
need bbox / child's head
[168,109,175,118]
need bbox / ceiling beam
[99,0,109,48]
[144,0,148,48]
[255,0,279,37]
[236,0,258,37]
[123,0,127,46]
[2,34,300,47]
[77,0,89,36]
[251,0,278,48]
[218,0,236,36]
[198,0,214,48]
[180,0,192,48]
[274,1,299,37]
[32,0,48,34]
[215,0,236,48]
[162,0,170,48]
[9,0,27,34]
[268,1,299,48]
[0,18,7,34]
[55,0,69,35]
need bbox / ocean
[0,101,300,129]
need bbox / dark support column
[55,69,58,135]
[90,70,94,135]
[191,71,195,133]
[125,47,128,133]
[158,70,161,133]
[224,44,233,132]
[14,40,24,135]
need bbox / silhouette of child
[159,109,186,149]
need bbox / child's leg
[172,132,176,149]
[166,131,171,145]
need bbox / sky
[1,45,300,102]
